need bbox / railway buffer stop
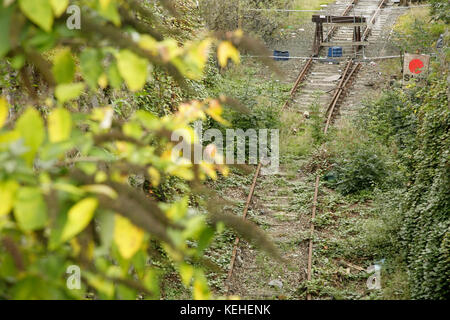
[311,15,368,57]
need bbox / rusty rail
[324,61,361,134]
[324,0,359,42]
[282,57,314,110]
[306,60,361,300]
[306,175,320,301]
[362,0,388,41]
[226,162,262,293]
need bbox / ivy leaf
[116,50,149,92]
[50,0,69,17]
[61,198,98,242]
[0,5,13,58]
[217,41,240,68]
[0,96,8,128]
[55,83,85,103]
[0,180,19,216]
[18,0,54,32]
[14,187,48,231]
[80,49,103,89]
[48,107,72,143]
[16,108,45,165]
[52,49,75,84]
[114,214,144,259]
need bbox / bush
[324,143,389,195]
[355,74,449,299]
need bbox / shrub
[324,143,389,195]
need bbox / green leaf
[14,187,48,231]
[97,0,121,26]
[96,210,115,254]
[12,276,64,299]
[107,62,122,89]
[48,108,72,143]
[52,49,75,84]
[84,272,114,299]
[116,50,149,92]
[55,83,85,103]
[10,55,26,70]
[50,0,69,17]
[18,0,54,32]
[61,197,98,242]
[0,180,19,216]
[80,49,103,89]
[0,96,8,128]
[0,5,13,58]
[16,108,45,165]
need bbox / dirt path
[227,168,313,299]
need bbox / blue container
[328,47,343,58]
[273,50,290,61]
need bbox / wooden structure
[311,15,367,56]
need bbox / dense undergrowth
[309,6,449,299]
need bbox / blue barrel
[273,50,290,61]
[328,47,343,58]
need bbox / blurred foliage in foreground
[0,0,278,299]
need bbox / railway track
[225,0,399,299]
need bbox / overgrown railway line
[225,0,398,299]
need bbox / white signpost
[403,53,430,84]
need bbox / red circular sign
[409,59,424,74]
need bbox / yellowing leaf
[61,198,98,242]
[165,197,188,222]
[138,35,158,55]
[81,184,118,199]
[0,180,18,216]
[217,41,240,68]
[179,263,194,287]
[16,108,45,165]
[18,0,54,32]
[14,187,48,231]
[116,50,149,92]
[114,214,144,259]
[193,272,211,300]
[167,163,194,181]
[55,83,85,103]
[100,0,112,9]
[50,0,69,17]
[175,39,212,80]
[84,272,115,298]
[0,96,8,128]
[206,100,230,126]
[147,167,160,187]
[98,73,108,89]
[48,107,72,143]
